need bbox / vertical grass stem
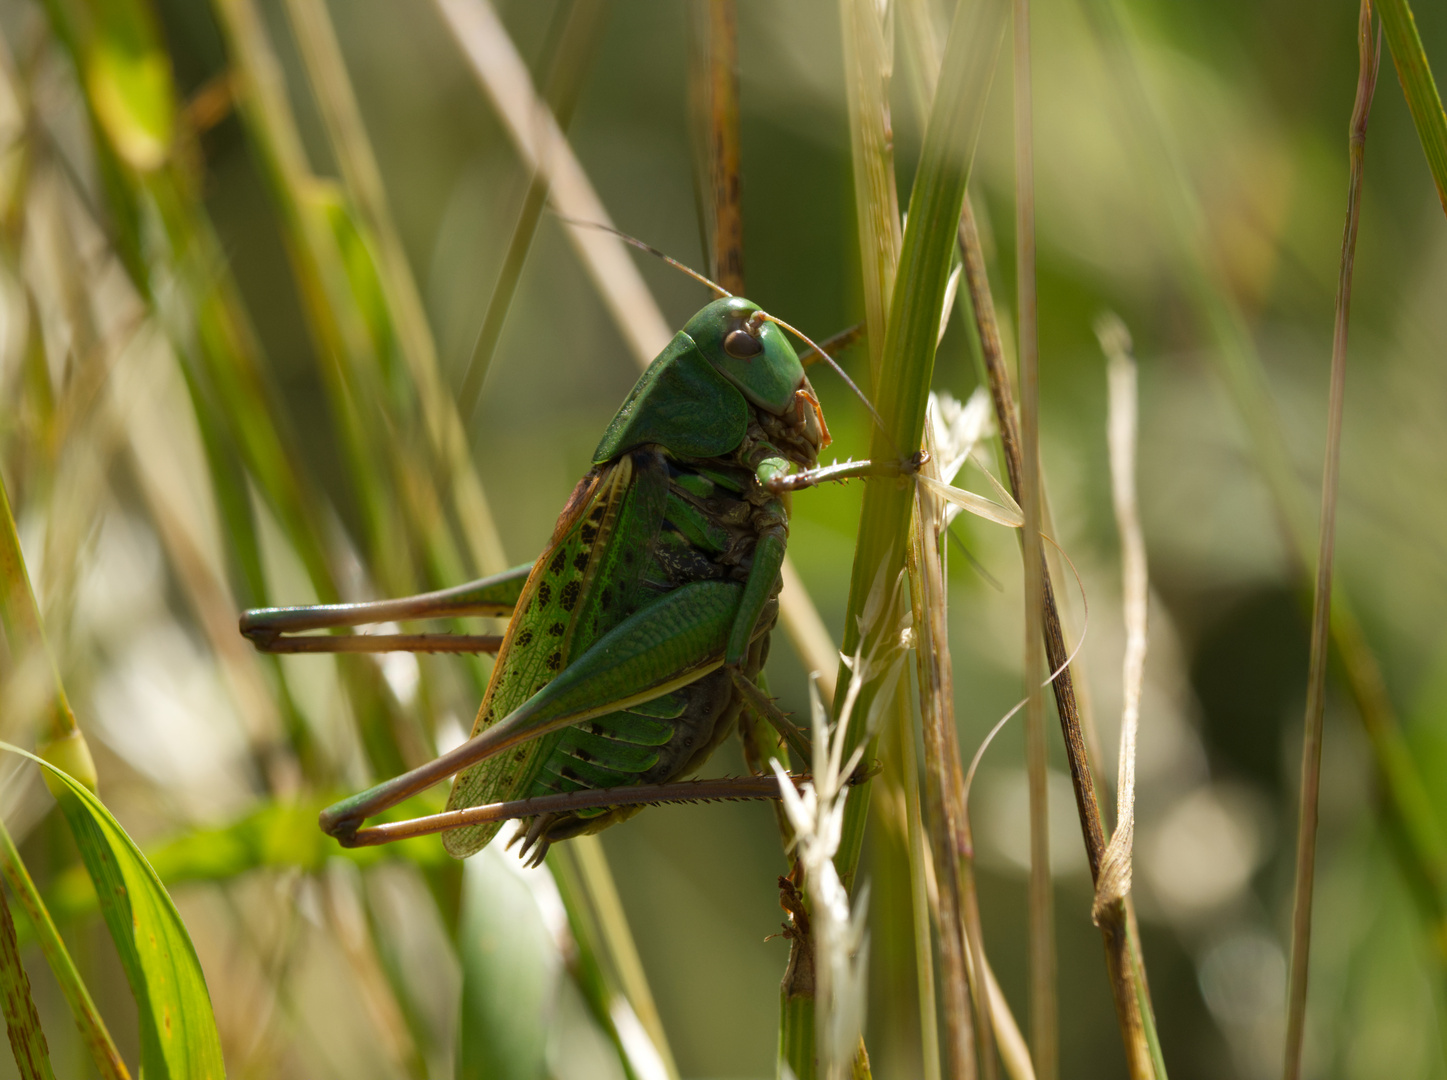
[1283,7,1381,1078]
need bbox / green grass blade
[0,872,55,1080]
[76,0,175,172]
[548,839,680,1080]
[834,0,1008,886]
[461,0,613,416]
[0,820,129,1080]
[0,745,225,1080]
[839,0,904,381]
[0,474,94,780]
[1377,0,1447,215]
[279,0,507,577]
[456,849,556,1080]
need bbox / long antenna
[762,315,886,438]
[554,215,733,297]
[557,214,890,440]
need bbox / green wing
[443,452,670,856]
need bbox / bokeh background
[0,0,1445,1077]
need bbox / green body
[439,297,828,858]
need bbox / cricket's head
[685,297,830,465]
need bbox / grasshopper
[242,294,916,861]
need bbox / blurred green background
[0,0,1445,1077]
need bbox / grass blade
[550,837,680,1080]
[839,0,904,380]
[832,0,1006,884]
[909,417,981,1080]
[435,0,673,365]
[1377,0,1447,215]
[456,849,556,1080]
[0,871,54,1080]
[0,474,94,781]
[0,816,130,1080]
[460,0,613,417]
[1283,7,1381,1077]
[1092,314,1166,1080]
[1,745,225,1080]
[281,0,508,578]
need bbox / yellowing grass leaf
[0,744,224,1080]
[83,0,176,171]
[0,879,54,1080]
[918,475,1023,528]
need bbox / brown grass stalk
[1011,4,1056,1076]
[696,0,745,296]
[909,424,980,1080]
[957,150,1159,1080]
[1283,5,1381,1077]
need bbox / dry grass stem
[692,0,745,295]
[434,0,672,365]
[775,634,903,1080]
[1011,3,1056,1075]
[1283,5,1381,1077]
[957,124,1159,1080]
[459,0,610,417]
[911,406,980,1080]
[1078,0,1447,948]
[281,0,508,578]
[1091,314,1147,923]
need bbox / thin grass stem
[696,0,745,296]
[1283,7,1381,1078]
[956,114,1161,1080]
[459,0,611,418]
[282,0,508,578]
[1011,4,1056,1075]
[568,836,682,1080]
[909,424,981,1080]
[896,695,943,1080]
[1078,0,1447,957]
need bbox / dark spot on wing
[549,549,568,575]
[581,523,598,545]
[600,588,612,610]
[573,551,590,573]
[547,651,562,671]
[515,628,533,648]
[548,622,565,637]
[561,581,581,611]
[538,581,552,605]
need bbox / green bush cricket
[242,281,917,861]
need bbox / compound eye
[723,328,764,359]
